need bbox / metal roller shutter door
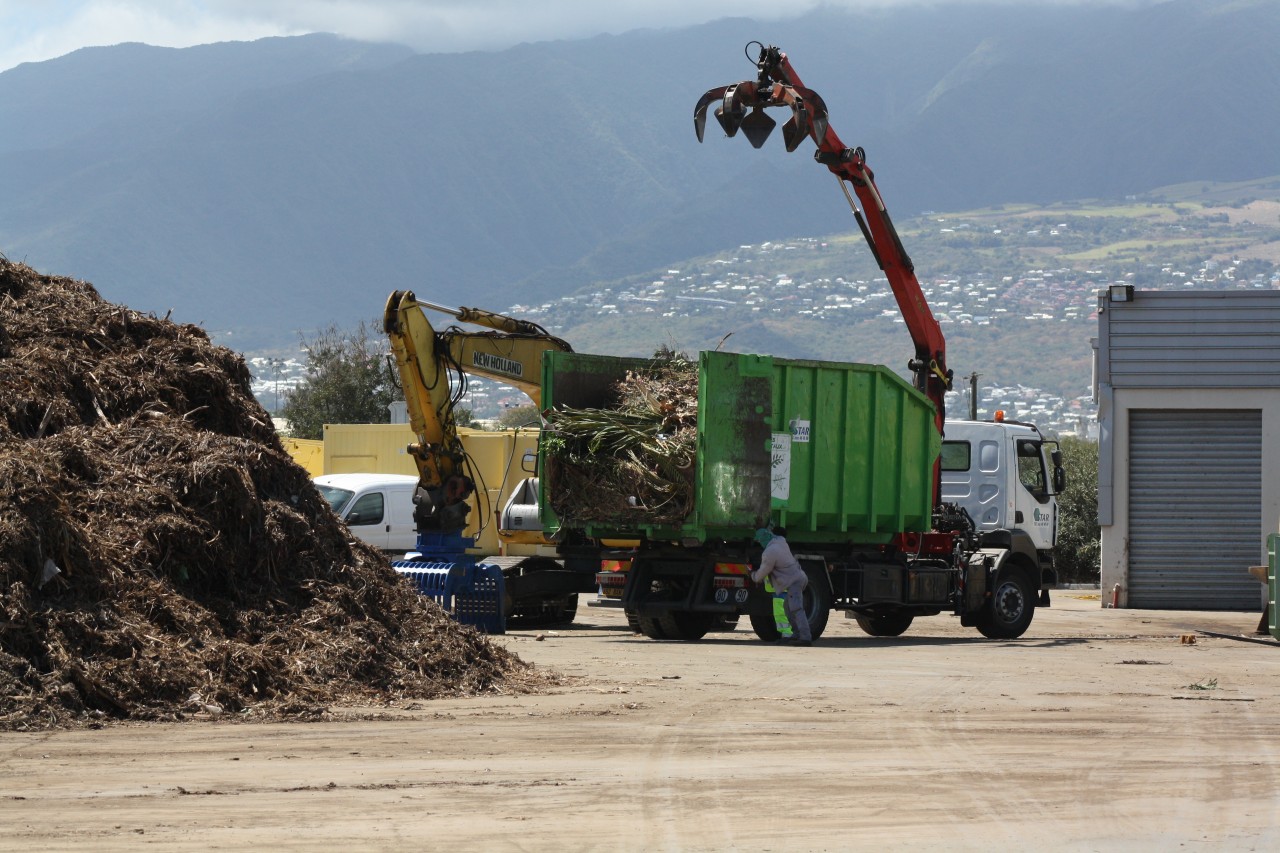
[1128,409,1261,610]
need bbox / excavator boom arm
[383,289,571,533]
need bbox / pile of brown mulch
[0,257,547,730]
[543,355,699,527]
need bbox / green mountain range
[1,0,1278,359]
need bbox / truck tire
[636,614,669,640]
[854,611,914,637]
[749,592,781,641]
[660,611,715,641]
[637,611,714,641]
[802,564,832,640]
[624,608,642,634]
[749,567,832,641]
[976,567,1036,639]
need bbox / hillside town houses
[253,225,1280,442]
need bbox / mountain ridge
[1,0,1277,349]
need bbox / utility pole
[968,372,980,420]
[267,358,284,413]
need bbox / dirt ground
[2,593,1278,852]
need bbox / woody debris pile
[0,257,543,731]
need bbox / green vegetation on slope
[539,188,1280,409]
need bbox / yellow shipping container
[281,437,324,477]
[317,423,543,556]
[323,423,418,476]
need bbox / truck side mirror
[1051,449,1066,494]
[521,449,537,475]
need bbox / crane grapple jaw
[694,45,829,151]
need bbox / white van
[313,473,419,553]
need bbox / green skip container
[539,350,938,545]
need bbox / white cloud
[0,0,1158,73]
[0,1,295,70]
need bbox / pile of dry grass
[0,257,546,730]
[543,355,699,526]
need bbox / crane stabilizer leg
[693,47,829,151]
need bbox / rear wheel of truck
[624,608,642,634]
[748,566,832,641]
[637,611,714,641]
[660,611,715,641]
[748,592,781,641]
[854,611,914,637]
[802,563,832,640]
[636,614,669,640]
[976,567,1036,639]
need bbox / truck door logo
[472,352,523,378]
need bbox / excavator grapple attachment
[694,43,830,152]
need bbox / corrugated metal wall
[1100,292,1280,389]
[1127,409,1261,610]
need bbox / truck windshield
[315,485,355,514]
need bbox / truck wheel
[802,564,832,640]
[624,608,642,634]
[748,592,781,641]
[748,568,832,641]
[636,614,669,640]
[854,612,914,637]
[976,568,1036,639]
[659,611,715,641]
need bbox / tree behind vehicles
[1054,435,1099,584]
[280,320,396,439]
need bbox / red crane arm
[694,43,956,506]
[766,48,952,434]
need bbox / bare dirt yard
[3,593,1278,852]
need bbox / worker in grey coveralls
[751,527,812,645]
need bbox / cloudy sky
[0,0,1148,73]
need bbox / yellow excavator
[383,290,597,630]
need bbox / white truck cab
[940,418,1064,572]
[313,473,419,553]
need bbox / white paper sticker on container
[789,418,810,443]
[771,432,792,501]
